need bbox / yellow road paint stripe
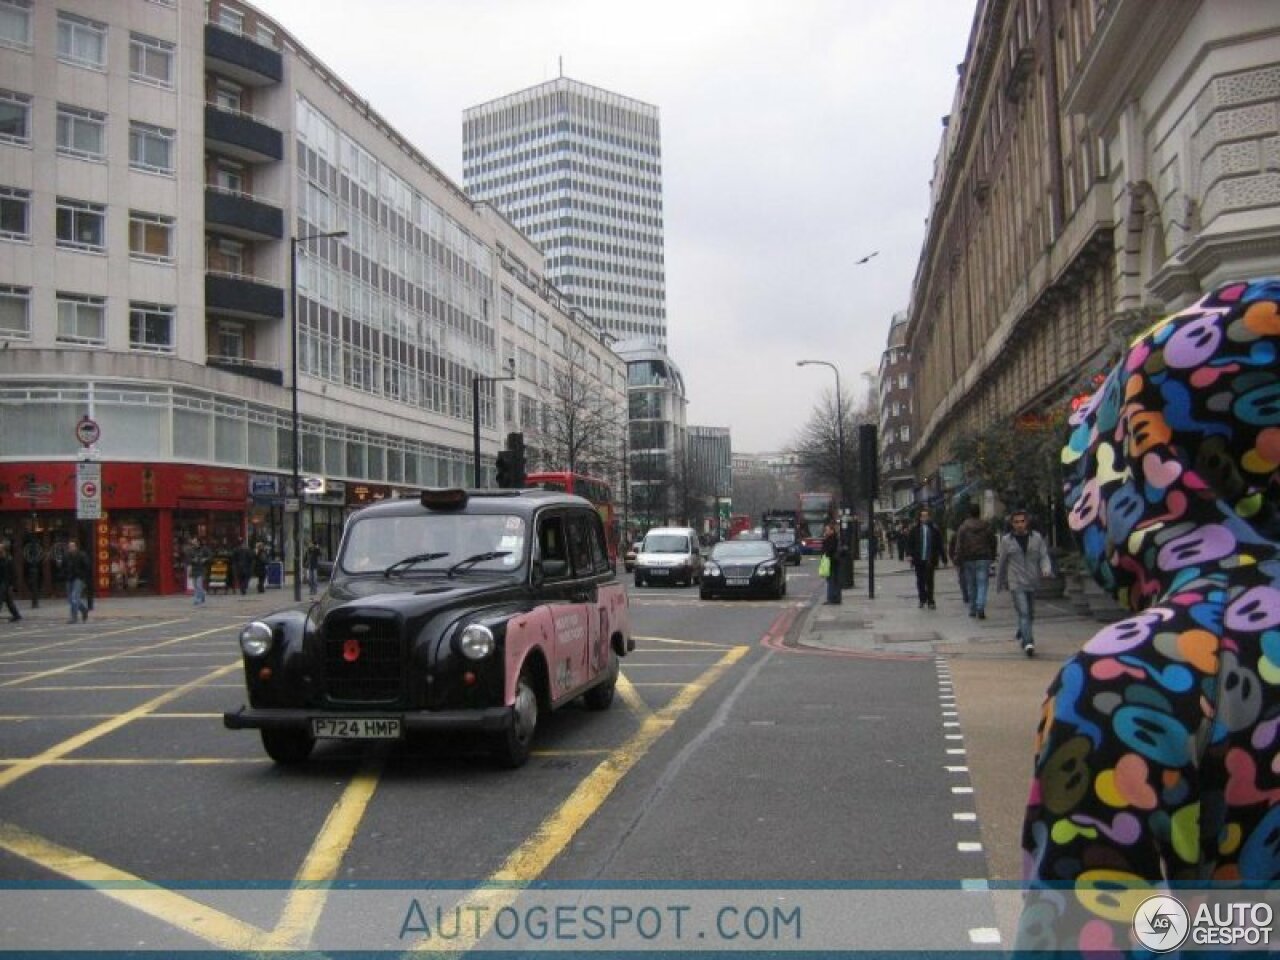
[2,624,238,688]
[413,644,750,953]
[0,661,240,790]
[0,820,268,950]
[266,750,386,949]
[615,673,649,717]
[0,619,189,659]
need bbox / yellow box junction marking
[411,644,750,954]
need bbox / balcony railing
[205,271,285,320]
[207,353,284,386]
[204,23,282,86]
[204,103,283,163]
[205,186,284,239]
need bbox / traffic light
[495,450,515,488]
[495,432,526,489]
[858,423,879,500]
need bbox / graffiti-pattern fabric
[1017,279,1280,952]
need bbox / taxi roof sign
[420,488,469,511]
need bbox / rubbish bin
[839,517,856,589]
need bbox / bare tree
[533,338,626,489]
[791,385,877,506]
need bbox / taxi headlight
[459,623,495,660]
[239,621,274,657]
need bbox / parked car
[623,540,642,572]
[633,526,703,587]
[766,528,802,565]
[223,487,633,768]
[700,539,787,600]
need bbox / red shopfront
[0,463,251,597]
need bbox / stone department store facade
[906,0,1280,488]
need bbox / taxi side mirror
[541,559,569,579]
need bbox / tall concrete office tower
[463,78,666,347]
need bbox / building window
[55,197,106,252]
[56,104,106,161]
[212,159,244,193]
[129,33,174,88]
[0,284,29,338]
[57,11,107,69]
[129,301,174,353]
[56,293,106,346]
[0,186,28,239]
[217,321,244,359]
[0,89,29,144]
[129,121,174,174]
[212,80,241,113]
[128,211,174,262]
[217,6,244,34]
[0,1,31,50]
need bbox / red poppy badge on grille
[343,637,361,662]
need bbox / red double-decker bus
[524,471,618,562]
[797,491,835,554]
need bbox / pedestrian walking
[1017,278,1280,951]
[0,542,21,622]
[947,527,969,606]
[951,503,995,618]
[820,521,841,605]
[64,539,91,623]
[231,539,254,596]
[253,541,269,593]
[304,540,321,596]
[905,507,943,608]
[186,538,211,605]
[995,509,1049,655]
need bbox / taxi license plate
[311,717,402,739]
[727,578,750,586]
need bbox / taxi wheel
[634,573,643,588]
[261,728,314,765]
[493,670,539,768]
[583,650,618,711]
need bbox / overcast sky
[252,0,978,453]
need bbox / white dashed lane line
[936,656,1000,948]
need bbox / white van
[634,527,703,587]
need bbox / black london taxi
[223,488,632,768]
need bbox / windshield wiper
[384,552,450,577]
[447,551,511,577]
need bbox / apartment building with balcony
[907,0,1280,490]
[614,338,687,532]
[876,311,914,514]
[0,0,623,597]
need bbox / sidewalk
[2,583,312,624]
[795,555,1110,661]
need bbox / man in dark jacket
[0,542,20,622]
[64,539,92,623]
[952,503,995,618]
[231,539,254,596]
[253,541,269,593]
[906,508,943,609]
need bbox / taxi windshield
[338,513,526,575]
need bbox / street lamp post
[290,229,347,602]
[796,359,846,511]
[471,358,516,485]
[798,358,850,590]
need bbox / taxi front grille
[321,616,404,705]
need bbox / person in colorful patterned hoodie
[1017,278,1280,952]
